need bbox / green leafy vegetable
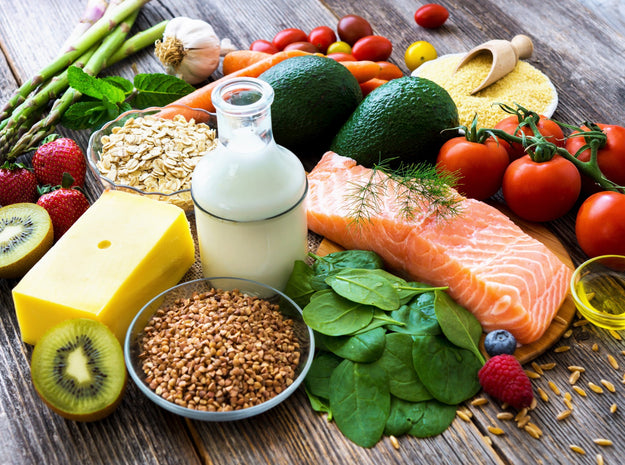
[316,327,386,363]
[329,360,391,448]
[384,397,456,438]
[412,334,482,405]
[303,291,374,336]
[284,260,316,308]
[433,290,486,364]
[326,269,400,310]
[305,387,333,421]
[305,352,342,400]
[387,292,441,336]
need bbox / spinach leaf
[412,334,482,405]
[326,269,400,310]
[311,250,384,275]
[433,290,486,365]
[329,360,390,448]
[384,396,424,437]
[305,352,341,400]
[407,399,458,438]
[373,333,432,402]
[348,309,405,335]
[284,260,316,308]
[387,292,441,336]
[304,386,333,421]
[316,327,386,363]
[303,291,374,336]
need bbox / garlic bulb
[155,17,221,84]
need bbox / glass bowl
[124,277,315,421]
[87,105,217,212]
[570,255,625,330]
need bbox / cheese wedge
[12,190,196,345]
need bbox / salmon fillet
[306,152,571,345]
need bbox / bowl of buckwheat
[87,105,218,212]
[124,277,315,421]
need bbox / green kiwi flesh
[0,203,53,279]
[30,318,127,422]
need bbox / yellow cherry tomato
[326,40,352,55]
[404,41,437,71]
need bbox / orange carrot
[340,60,381,83]
[157,50,313,117]
[222,50,271,75]
[376,61,404,80]
[359,78,388,96]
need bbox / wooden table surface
[1,1,624,464]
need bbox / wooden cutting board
[314,205,576,365]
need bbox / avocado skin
[259,55,362,156]
[330,76,459,167]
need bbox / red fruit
[478,354,533,410]
[32,137,86,188]
[36,175,90,241]
[0,162,38,206]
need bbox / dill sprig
[347,159,463,225]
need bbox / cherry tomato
[272,28,308,50]
[337,14,373,45]
[283,41,319,53]
[414,4,450,29]
[308,26,336,54]
[404,41,437,71]
[436,137,510,200]
[494,115,565,161]
[575,191,625,258]
[502,154,581,222]
[326,52,356,62]
[249,39,279,54]
[351,35,392,61]
[326,41,352,55]
[565,124,625,186]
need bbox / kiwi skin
[0,203,53,279]
[30,318,127,422]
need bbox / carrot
[340,60,381,83]
[359,78,388,96]
[157,50,313,117]
[222,50,271,75]
[376,61,404,80]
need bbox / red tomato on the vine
[414,4,449,29]
[272,28,308,50]
[436,138,510,200]
[502,154,581,222]
[351,35,392,61]
[494,115,565,161]
[575,191,625,258]
[565,124,625,186]
[249,39,279,54]
[308,26,336,53]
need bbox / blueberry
[484,330,517,357]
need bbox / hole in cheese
[97,240,111,249]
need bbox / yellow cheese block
[12,190,195,345]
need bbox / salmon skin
[306,152,571,345]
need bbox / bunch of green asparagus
[0,0,168,163]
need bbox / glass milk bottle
[191,77,308,291]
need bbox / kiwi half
[0,203,53,279]
[30,318,127,422]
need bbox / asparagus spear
[58,0,110,55]
[6,11,140,160]
[0,0,150,123]
[107,19,168,66]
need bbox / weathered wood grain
[0,1,624,464]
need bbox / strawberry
[0,161,38,206]
[36,173,90,241]
[32,136,87,188]
[477,354,533,410]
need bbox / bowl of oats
[87,105,218,212]
[124,277,315,421]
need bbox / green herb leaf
[374,333,433,402]
[68,66,126,103]
[316,327,386,363]
[131,73,195,109]
[329,360,390,448]
[102,75,134,94]
[412,334,482,405]
[302,291,374,336]
[433,290,486,364]
[326,269,400,310]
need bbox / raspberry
[478,354,533,410]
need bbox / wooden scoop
[455,34,534,94]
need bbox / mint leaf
[131,73,195,109]
[61,100,109,130]
[102,75,134,94]
[67,66,126,103]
